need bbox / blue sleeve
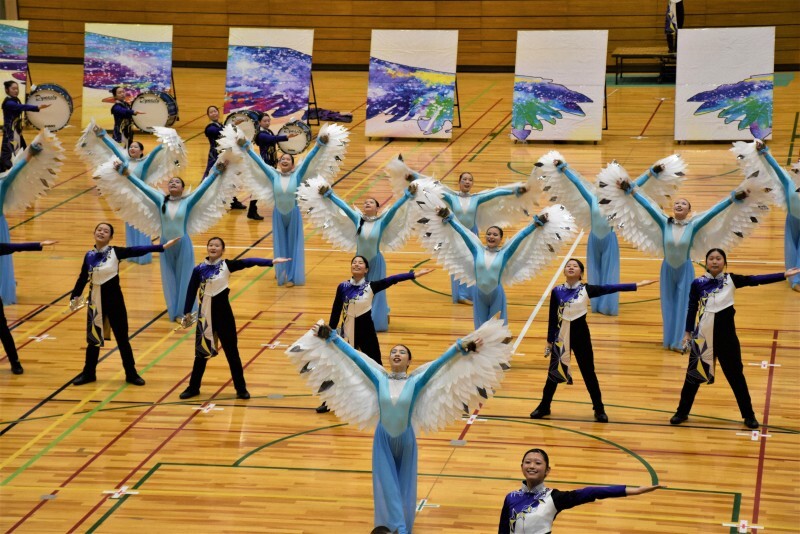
[445,214,480,257]
[324,189,360,226]
[550,485,628,512]
[0,242,43,256]
[120,165,163,205]
[561,164,595,205]
[96,130,128,161]
[292,141,322,180]
[183,267,201,315]
[138,144,164,178]
[4,100,39,113]
[501,218,539,260]
[369,271,415,294]
[225,258,274,273]
[330,333,381,388]
[730,272,786,288]
[413,341,467,393]
[693,195,734,230]
[760,148,795,199]
[633,166,662,188]
[685,279,701,333]
[585,283,637,298]
[114,245,162,260]
[379,189,412,227]
[631,190,668,230]
[243,142,279,184]
[547,289,560,343]
[475,186,515,206]
[255,131,288,147]
[498,495,511,534]
[185,164,224,211]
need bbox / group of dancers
[1,83,799,532]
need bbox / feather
[296,175,359,251]
[301,123,350,181]
[2,129,63,213]
[91,159,162,237]
[186,150,247,235]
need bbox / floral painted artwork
[0,22,28,87]
[511,76,593,140]
[687,74,773,139]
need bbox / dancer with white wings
[286,318,513,534]
[297,177,419,331]
[533,152,684,315]
[93,145,245,321]
[77,119,187,264]
[386,156,537,304]
[416,197,575,328]
[732,140,800,291]
[220,123,349,287]
[0,129,63,304]
[596,160,770,350]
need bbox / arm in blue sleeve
[501,218,539,260]
[550,485,628,512]
[631,190,668,230]
[498,496,511,534]
[243,143,280,184]
[138,144,164,178]
[96,129,128,161]
[5,100,40,113]
[292,141,322,181]
[378,189,412,227]
[183,268,201,315]
[685,280,700,333]
[730,272,786,288]
[112,103,135,119]
[330,333,381,388]
[413,340,467,393]
[0,242,43,256]
[759,148,796,195]
[324,189,360,226]
[225,258,274,273]
[369,271,415,294]
[119,165,163,205]
[445,214,481,257]
[633,166,662,188]
[256,131,288,147]
[114,245,163,260]
[475,186,515,206]
[693,195,734,231]
[185,164,225,211]
[561,164,596,205]
[585,283,637,299]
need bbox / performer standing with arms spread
[1,80,50,171]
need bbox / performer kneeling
[71,223,177,386]
[179,236,290,400]
[670,248,800,429]
[530,259,656,422]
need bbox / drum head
[27,84,73,131]
[224,111,259,140]
[278,121,312,155]
[132,92,176,132]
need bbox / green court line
[235,423,348,466]
[469,119,512,162]
[9,186,94,231]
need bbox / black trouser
[82,289,138,378]
[538,321,604,412]
[188,296,246,393]
[0,298,20,365]
[675,329,754,419]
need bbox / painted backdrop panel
[0,21,28,101]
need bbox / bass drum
[277,120,312,155]
[26,83,73,131]
[224,110,260,140]
[131,91,178,132]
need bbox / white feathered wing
[92,160,162,237]
[301,123,350,180]
[297,175,358,251]
[2,129,63,213]
[186,150,247,235]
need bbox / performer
[665,0,685,53]
[529,259,656,422]
[297,176,419,331]
[386,157,536,304]
[204,106,245,209]
[109,86,142,149]
[70,223,178,386]
[0,129,63,304]
[222,123,349,287]
[533,152,684,315]
[178,236,290,400]
[1,80,50,171]
[287,317,513,534]
[596,161,769,350]
[416,201,574,329]
[0,240,56,374]
[733,140,800,291]
[499,448,661,533]
[670,248,799,429]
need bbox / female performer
[0,129,63,303]
[596,161,769,350]
[298,176,419,331]
[178,236,290,400]
[670,248,799,429]
[533,151,683,315]
[109,86,142,148]
[529,259,656,422]
[416,201,574,328]
[499,448,661,533]
[386,157,536,304]
[70,223,177,386]
[1,80,50,171]
[287,317,513,534]
[0,240,56,374]
[221,123,349,287]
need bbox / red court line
[752,329,780,524]
[441,112,513,180]
[5,490,60,533]
[0,308,79,363]
[457,405,483,441]
[6,305,46,330]
[638,98,665,137]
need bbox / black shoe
[10,362,23,375]
[247,210,264,221]
[126,375,146,386]
[72,374,96,386]
[236,390,250,400]
[594,411,609,423]
[529,407,550,419]
[670,413,688,425]
[744,417,760,429]
[315,402,330,413]
[179,387,200,400]
[230,199,246,210]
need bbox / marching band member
[1,80,50,171]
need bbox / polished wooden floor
[0,65,798,533]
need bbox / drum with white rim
[277,120,312,155]
[26,83,73,131]
[224,110,260,140]
[131,91,178,132]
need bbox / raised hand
[733,189,749,201]
[407,183,418,195]
[40,240,58,246]
[318,185,330,196]
[273,257,292,264]
[319,134,329,145]
[437,206,451,218]
[163,238,180,249]
[626,485,664,496]
[784,267,800,278]
[636,279,658,287]
[412,267,435,278]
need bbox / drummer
[246,113,296,221]
[1,81,51,172]
[110,86,143,149]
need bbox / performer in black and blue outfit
[179,236,290,400]
[71,223,177,386]
[530,259,656,423]
[1,80,50,171]
[203,106,224,179]
[499,448,661,533]
[670,248,799,429]
[110,86,141,148]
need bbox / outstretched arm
[114,161,163,205]
[0,242,43,256]
[225,257,277,273]
[474,186,516,206]
[1,142,44,193]
[442,210,481,257]
[730,269,799,288]
[293,141,323,180]
[631,189,668,230]
[185,160,228,212]
[368,271,416,295]
[379,187,414,227]
[316,324,381,387]
[114,244,164,260]
[94,127,129,161]
[413,339,471,392]
[501,215,544,260]
[633,163,666,188]
[692,193,736,230]
[558,160,595,205]
[242,141,280,184]
[321,186,360,226]
[138,144,165,178]
[585,283,638,299]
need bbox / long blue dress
[626,185,736,349]
[444,213,544,328]
[323,330,470,534]
[759,146,800,289]
[240,138,326,286]
[115,164,227,320]
[322,188,413,331]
